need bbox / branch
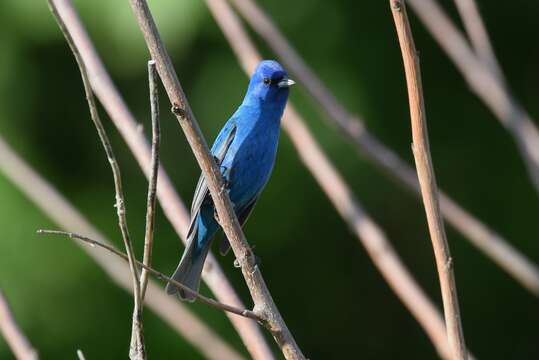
[390,1,467,359]
[204,0,474,358]
[139,60,160,300]
[47,3,146,357]
[0,290,38,360]
[407,0,539,195]
[76,350,86,360]
[127,1,304,359]
[38,230,261,321]
[451,0,502,79]
[47,2,274,358]
[225,0,539,297]
[0,135,244,360]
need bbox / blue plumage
[166,60,295,300]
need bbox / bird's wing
[186,122,237,238]
[218,195,259,256]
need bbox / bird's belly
[226,141,277,205]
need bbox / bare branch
[47,2,274,358]
[407,0,539,195]
[38,230,261,321]
[139,60,160,300]
[451,0,502,79]
[390,1,467,359]
[0,290,38,360]
[76,349,86,360]
[0,135,244,360]
[204,0,475,358]
[127,1,304,359]
[225,0,539,297]
[47,2,146,357]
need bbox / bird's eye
[263,77,271,85]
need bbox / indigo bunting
[166,60,295,300]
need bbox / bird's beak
[277,77,296,88]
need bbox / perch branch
[225,0,539,297]
[204,0,475,358]
[0,290,38,360]
[390,1,467,359]
[47,1,274,358]
[139,60,160,300]
[48,3,146,357]
[38,230,261,321]
[407,0,539,195]
[76,350,86,360]
[0,135,244,360]
[127,1,304,359]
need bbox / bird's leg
[233,244,262,268]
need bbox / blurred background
[1,0,538,359]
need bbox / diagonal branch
[451,0,503,80]
[224,0,539,297]
[407,0,539,195]
[47,1,274,359]
[390,1,467,359]
[47,2,146,357]
[0,290,39,360]
[0,135,244,360]
[204,0,474,358]
[38,230,261,321]
[139,59,160,300]
[127,1,305,359]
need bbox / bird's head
[243,60,295,107]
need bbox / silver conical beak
[277,77,296,88]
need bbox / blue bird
[166,60,295,300]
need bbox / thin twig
[38,230,261,321]
[0,135,244,360]
[407,0,539,195]
[225,0,539,297]
[390,1,467,359]
[451,0,502,80]
[47,2,274,358]
[76,349,86,360]
[139,60,160,300]
[47,3,146,357]
[127,1,304,359]
[0,290,39,360]
[204,0,469,358]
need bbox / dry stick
[139,60,160,300]
[48,3,146,357]
[127,1,305,359]
[225,0,539,297]
[407,0,539,195]
[204,0,468,358]
[76,350,86,360]
[0,290,39,360]
[390,1,467,359]
[451,0,503,80]
[48,2,274,359]
[0,135,244,360]
[38,230,261,321]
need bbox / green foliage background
[1,0,538,358]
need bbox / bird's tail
[165,231,212,301]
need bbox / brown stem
[139,60,160,300]
[0,290,39,360]
[225,0,539,297]
[46,1,274,358]
[127,1,305,358]
[38,230,261,321]
[407,0,539,195]
[390,1,467,359]
[47,2,146,357]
